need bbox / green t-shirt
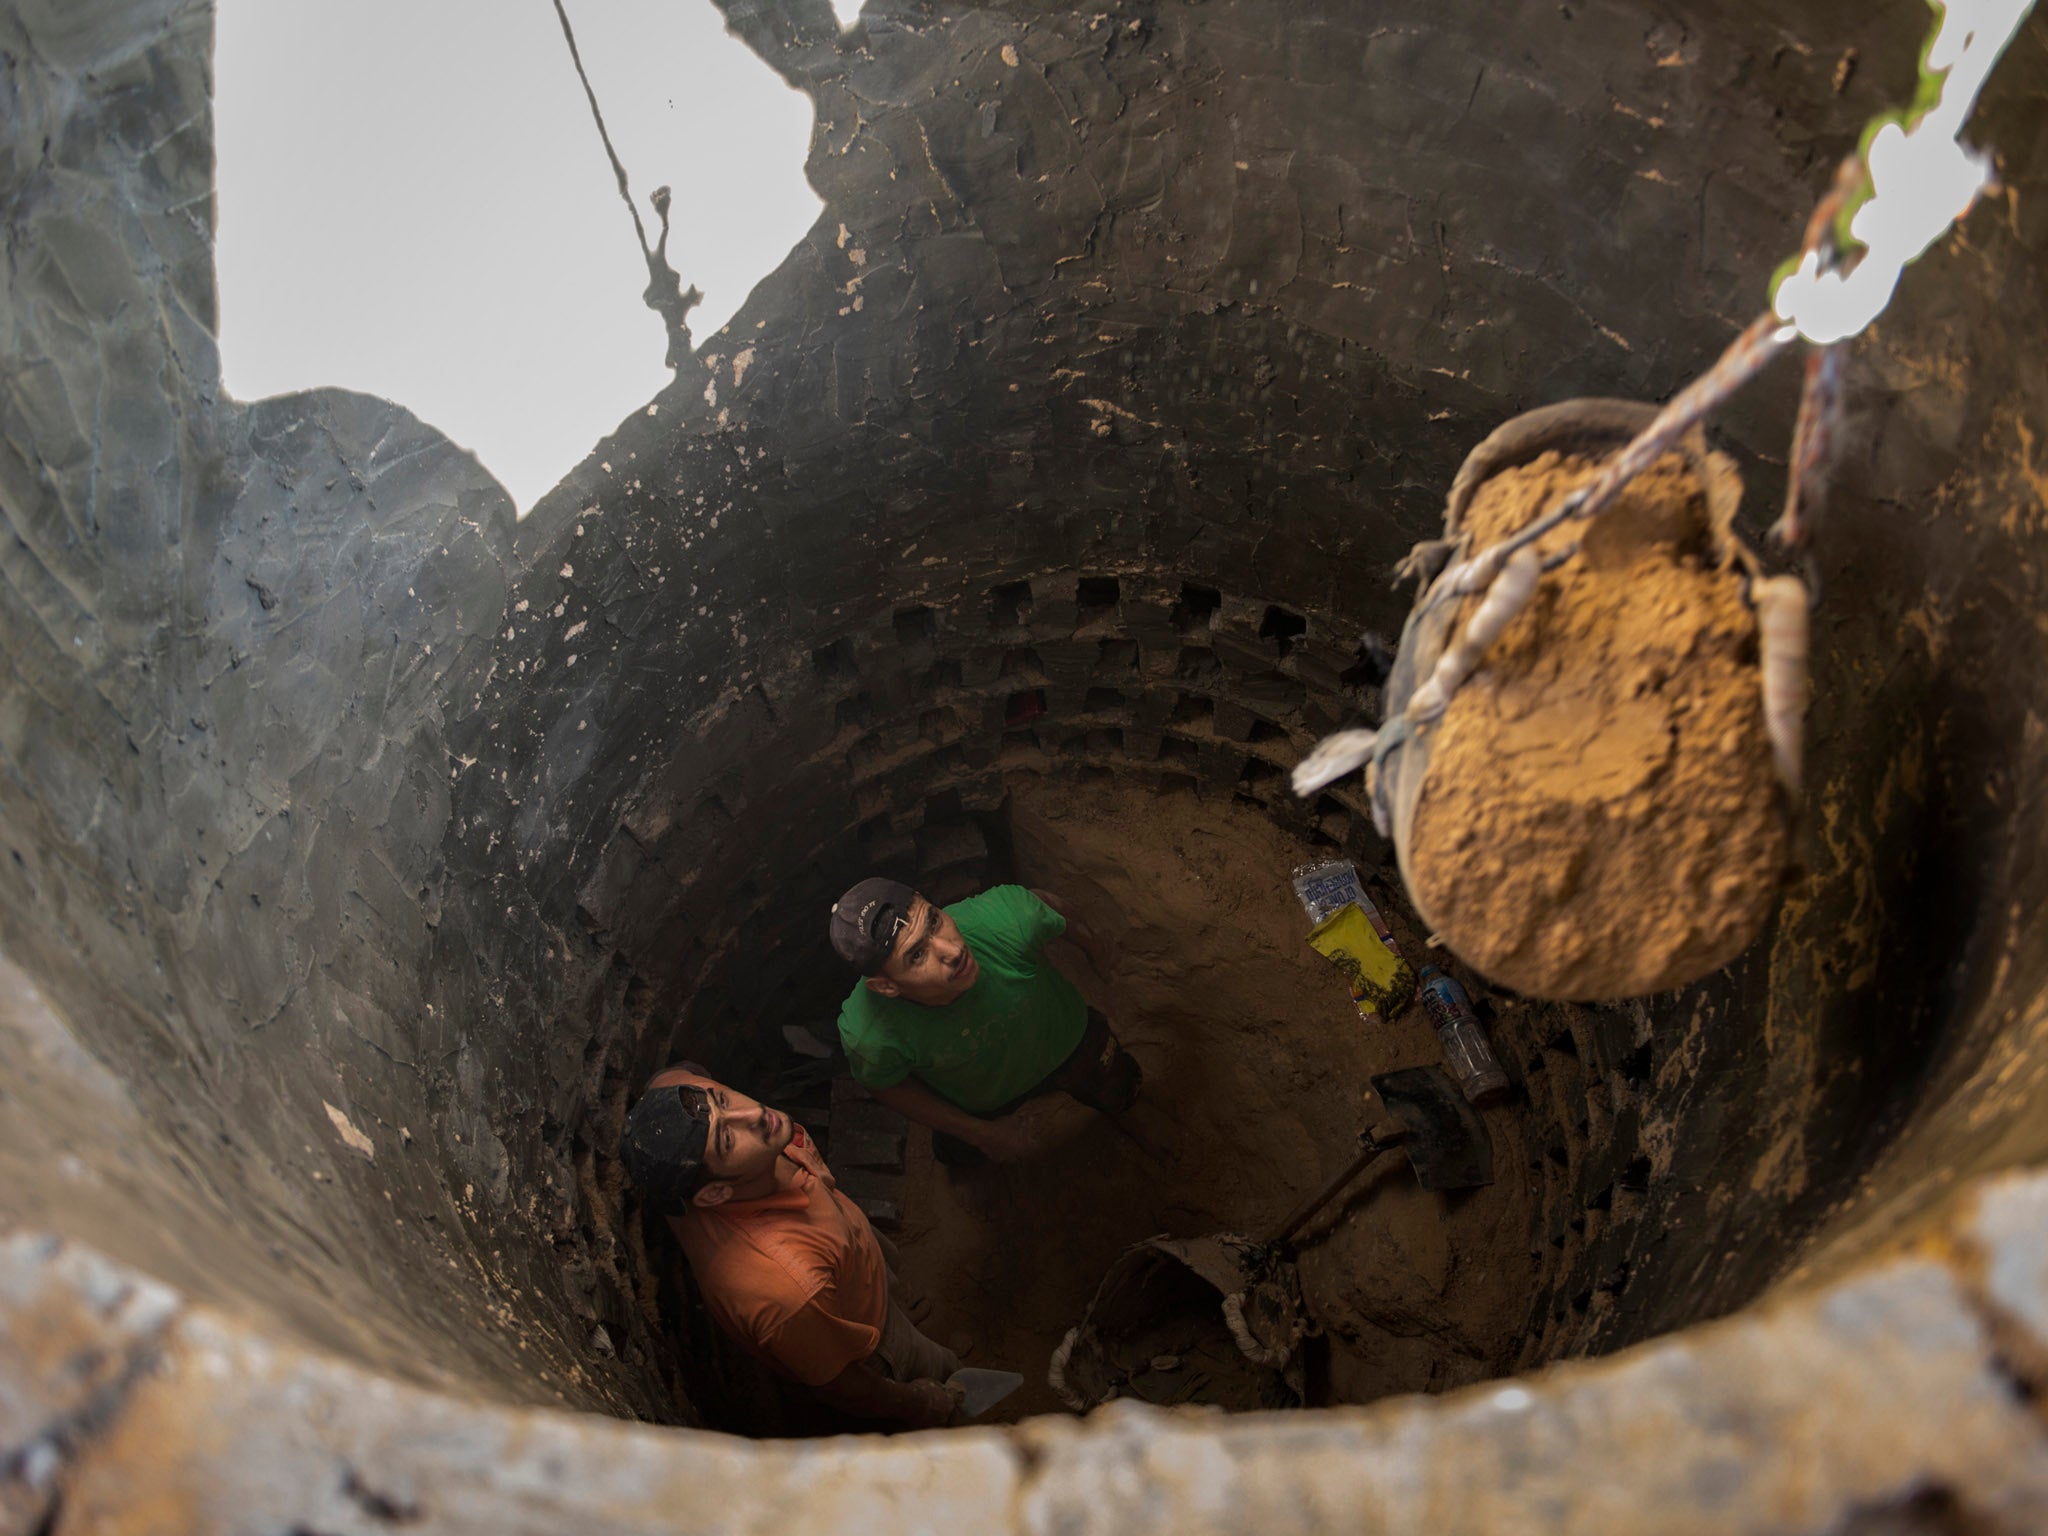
[835,885,1087,1114]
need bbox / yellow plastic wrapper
[1307,903,1416,1021]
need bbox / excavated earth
[1406,450,1789,1000]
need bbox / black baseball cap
[830,877,918,974]
[619,1079,714,1213]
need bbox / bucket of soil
[1376,399,1792,1001]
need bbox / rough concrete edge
[3,1165,2047,1534]
[1953,1171,2048,1405]
[0,1234,186,1530]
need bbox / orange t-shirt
[668,1126,889,1386]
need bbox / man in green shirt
[830,878,1141,1165]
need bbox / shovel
[1269,1065,1495,1251]
[1048,1066,1495,1411]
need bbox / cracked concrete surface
[6,1169,2048,1533]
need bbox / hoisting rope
[551,0,703,370]
[1292,0,2037,804]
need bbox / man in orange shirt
[620,1063,962,1428]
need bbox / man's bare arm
[1028,886,1112,975]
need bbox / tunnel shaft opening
[612,578,1672,1433]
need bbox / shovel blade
[1371,1066,1495,1190]
[948,1367,1024,1419]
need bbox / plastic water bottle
[1416,966,1509,1102]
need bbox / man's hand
[974,1116,1038,1164]
[816,1359,965,1427]
[1029,886,1114,977]
[1078,926,1117,978]
[908,1377,965,1428]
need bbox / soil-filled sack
[1378,404,1789,1001]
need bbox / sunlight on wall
[213,0,821,513]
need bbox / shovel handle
[1270,1131,1399,1250]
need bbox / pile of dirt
[885,776,1533,1419]
[1404,450,1788,1000]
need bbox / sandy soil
[1406,450,1787,999]
[887,776,1535,1420]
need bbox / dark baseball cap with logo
[619,1078,714,1213]
[830,877,918,974]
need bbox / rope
[1402,122,1859,646]
[551,0,651,257]
[1422,311,1793,625]
[1384,276,1814,749]
[551,0,702,367]
[1296,3,2030,809]
[1777,342,1847,547]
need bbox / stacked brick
[1484,995,1664,1368]
[585,569,1396,1095]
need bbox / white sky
[213,1,835,511]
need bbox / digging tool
[1102,1107,1176,1171]
[1270,1065,1495,1250]
[1049,1065,1496,1411]
[946,1367,1024,1419]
